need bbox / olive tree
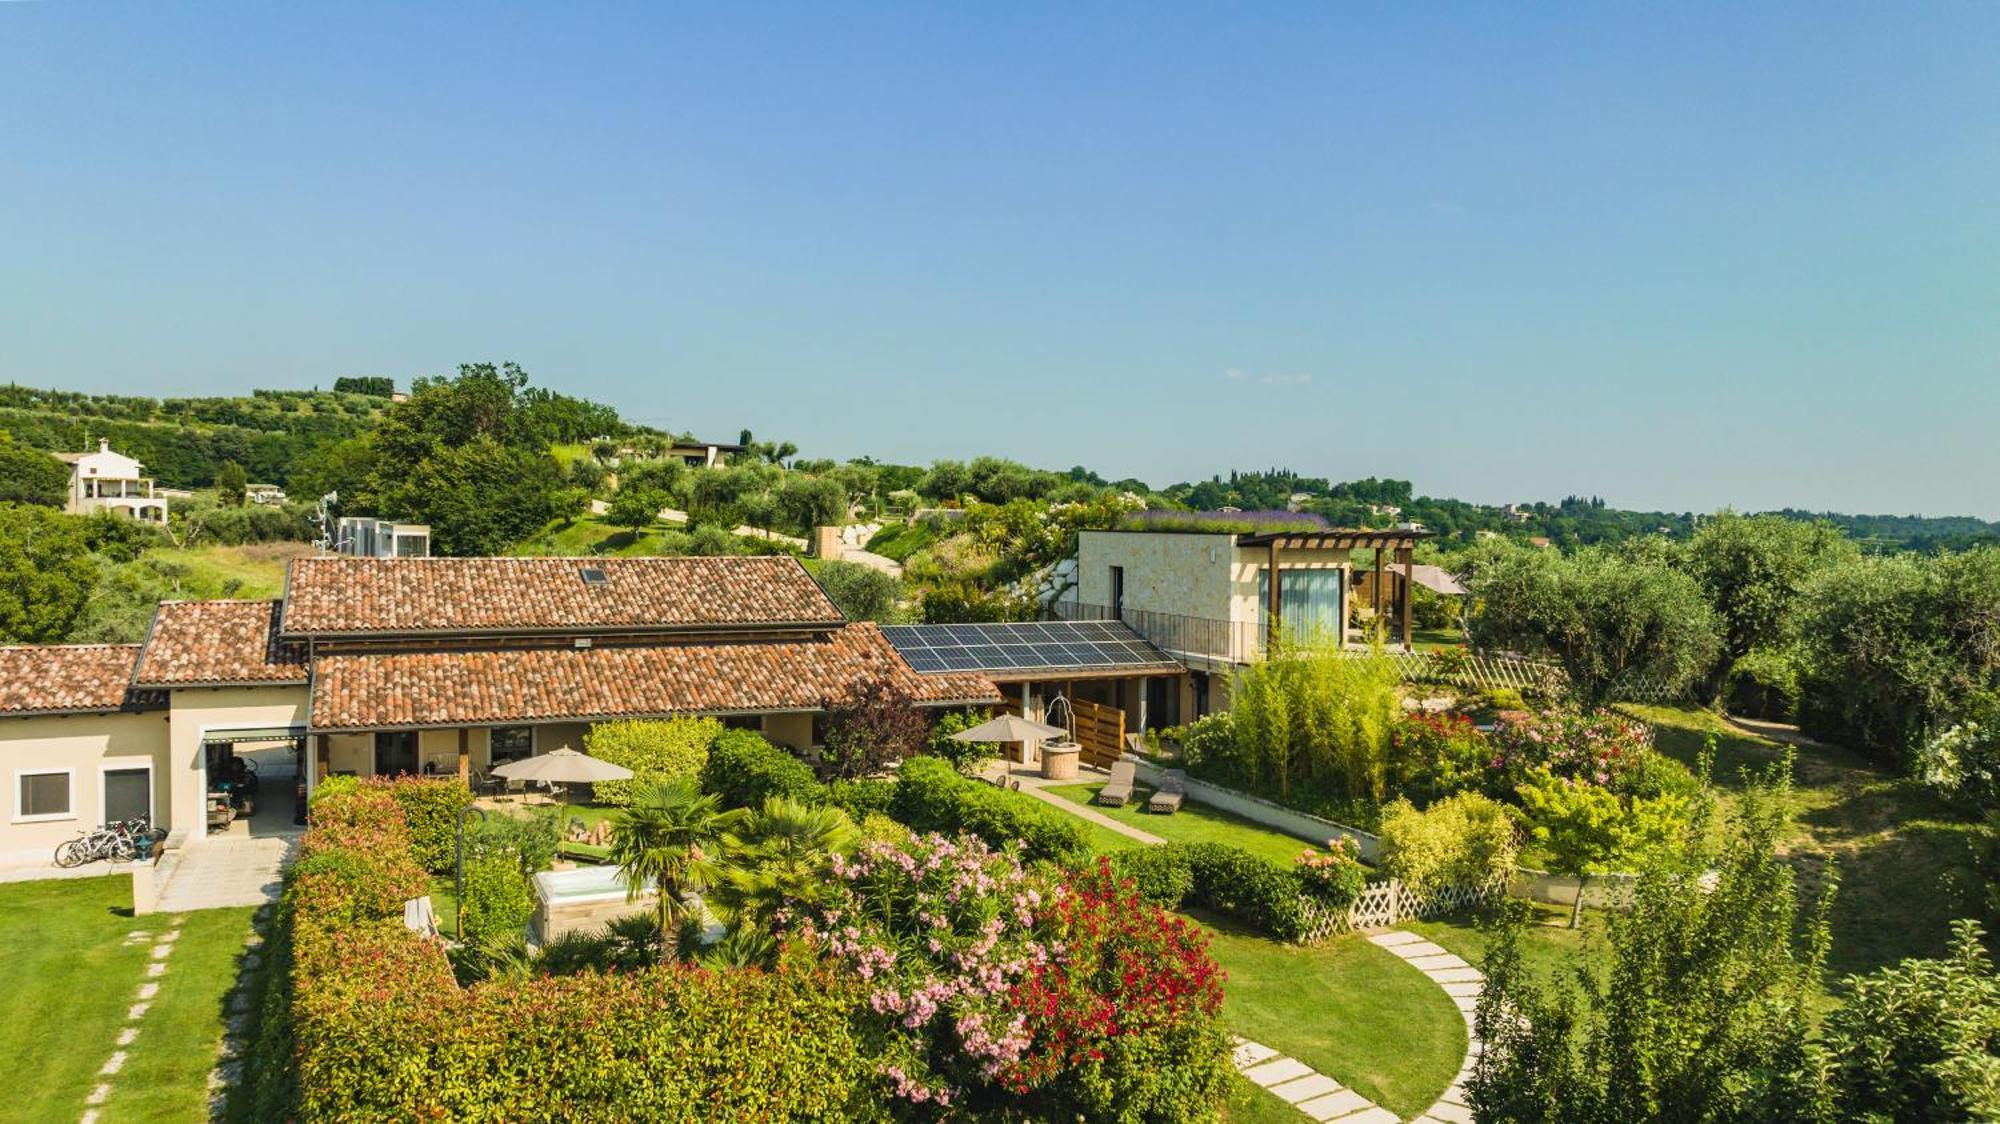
[1467,544,1723,704]
[1795,548,2000,770]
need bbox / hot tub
[533,865,654,943]
[530,865,726,946]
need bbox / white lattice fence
[1299,878,1499,943]
[1349,649,1693,703]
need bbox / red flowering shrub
[1388,713,1492,805]
[1489,707,1653,793]
[1003,859,1232,1120]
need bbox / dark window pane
[20,772,70,818]
[104,768,150,825]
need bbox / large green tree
[1468,544,1723,704]
[1683,514,1856,658]
[0,505,97,642]
[1795,548,2000,768]
[349,363,602,555]
[0,441,69,506]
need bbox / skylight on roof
[578,566,609,586]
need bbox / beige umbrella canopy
[951,713,1070,766]
[949,714,1068,745]
[491,746,633,785]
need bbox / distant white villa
[55,438,167,522]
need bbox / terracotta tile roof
[135,600,308,687]
[308,623,999,731]
[0,645,150,715]
[282,555,844,638]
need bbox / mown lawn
[0,877,254,1124]
[1045,783,1319,867]
[1197,910,1465,1118]
[141,542,308,599]
[510,514,677,557]
[1623,704,1988,977]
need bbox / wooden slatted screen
[1070,698,1125,770]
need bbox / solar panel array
[881,620,1181,675]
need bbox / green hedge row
[250,781,882,1121]
[1112,842,1319,942]
[890,756,1092,866]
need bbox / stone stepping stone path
[80,917,186,1124]
[1229,1036,1397,1123]
[1367,931,1482,1124]
[1230,929,1486,1123]
[205,904,274,1121]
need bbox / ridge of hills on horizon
[3,379,1995,551]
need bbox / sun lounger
[1096,760,1137,806]
[1148,769,1187,814]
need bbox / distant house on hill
[333,516,431,558]
[663,439,743,469]
[54,439,167,523]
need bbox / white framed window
[100,762,154,827]
[15,769,76,823]
[490,726,535,764]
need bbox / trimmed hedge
[254,779,883,1122]
[372,776,474,874]
[583,717,718,806]
[825,777,896,820]
[890,756,1091,866]
[458,853,534,944]
[701,728,821,809]
[1111,842,1314,942]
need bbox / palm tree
[711,796,860,933]
[609,779,747,960]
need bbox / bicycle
[53,818,151,868]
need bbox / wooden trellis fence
[1299,878,1501,943]
[1351,649,1692,704]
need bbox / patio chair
[1096,760,1137,807]
[1148,769,1187,815]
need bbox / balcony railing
[1049,600,1267,665]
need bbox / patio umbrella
[949,714,1068,745]
[491,746,632,803]
[950,713,1069,765]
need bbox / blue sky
[4,3,1997,516]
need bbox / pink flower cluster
[781,831,1052,1104]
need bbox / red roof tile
[0,645,148,715]
[308,623,998,731]
[135,600,308,687]
[282,555,844,637]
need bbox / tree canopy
[1466,543,1723,704]
[0,440,69,507]
[0,504,98,643]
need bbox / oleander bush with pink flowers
[775,831,1233,1119]
[249,774,1235,1123]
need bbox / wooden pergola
[1237,529,1434,649]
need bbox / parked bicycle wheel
[53,838,85,868]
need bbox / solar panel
[878,620,1181,676]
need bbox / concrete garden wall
[1125,754,1642,908]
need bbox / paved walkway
[978,763,1166,845]
[1231,1036,1397,1123]
[1369,931,1482,1124]
[154,833,298,913]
